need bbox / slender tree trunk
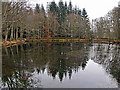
[16,45,18,55]
[5,29,8,43]
[5,46,8,56]
[10,22,14,41]
[16,23,18,40]
[38,29,40,39]
[10,46,14,56]
[13,26,16,40]
[20,23,23,40]
[5,23,10,43]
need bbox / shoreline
[1,39,120,47]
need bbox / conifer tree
[82,8,88,18]
[35,4,40,14]
[68,1,72,14]
[82,8,90,39]
[49,1,58,15]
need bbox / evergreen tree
[78,9,81,16]
[35,3,40,14]
[82,8,90,39]
[58,0,64,24]
[68,1,72,14]
[41,4,46,18]
[82,8,88,18]
[74,6,77,14]
[65,2,68,16]
[41,4,45,11]
[49,1,58,15]
[58,0,66,24]
[65,2,67,10]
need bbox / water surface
[2,42,120,88]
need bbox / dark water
[1,42,120,88]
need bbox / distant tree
[78,9,81,16]
[81,8,91,39]
[58,0,66,24]
[35,4,40,14]
[92,5,120,40]
[41,4,45,11]
[49,1,58,15]
[82,8,88,18]
[48,11,60,37]
[68,1,73,14]
[112,7,120,39]
[74,6,77,14]
[62,14,84,38]
[64,2,68,17]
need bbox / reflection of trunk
[16,45,18,55]
[38,29,39,39]
[29,29,30,39]
[39,30,41,39]
[10,47,14,56]
[118,83,120,89]
[20,44,24,52]
[5,46,8,56]
[70,43,72,51]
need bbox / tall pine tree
[35,4,40,14]
[49,1,58,15]
[68,1,72,14]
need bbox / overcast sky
[28,0,120,20]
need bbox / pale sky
[28,0,120,20]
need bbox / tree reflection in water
[89,43,120,88]
[2,42,120,88]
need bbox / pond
[1,42,120,88]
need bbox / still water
[1,42,120,88]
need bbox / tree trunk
[20,23,23,40]
[10,22,14,41]
[5,30,8,43]
[16,23,18,40]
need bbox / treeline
[2,1,120,43]
[2,0,91,43]
[92,5,120,40]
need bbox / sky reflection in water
[2,42,120,88]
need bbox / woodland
[2,1,120,45]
